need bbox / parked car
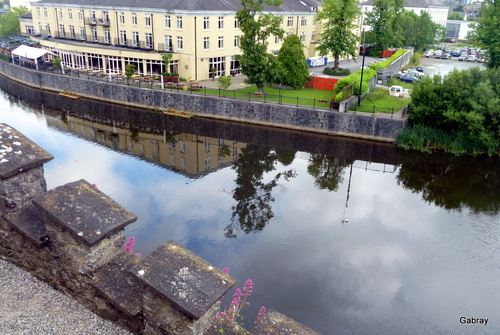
[467,55,478,62]
[458,55,468,61]
[451,50,461,57]
[423,50,434,58]
[399,74,420,83]
[441,53,451,60]
[411,66,424,72]
[389,85,404,97]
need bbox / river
[0,78,498,335]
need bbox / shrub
[323,67,351,76]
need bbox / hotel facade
[20,0,322,80]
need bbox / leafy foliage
[470,0,500,68]
[447,13,463,20]
[276,35,310,88]
[364,0,404,50]
[316,0,360,70]
[125,64,136,83]
[236,0,284,94]
[405,67,500,155]
[217,74,233,89]
[0,6,30,37]
[323,67,351,76]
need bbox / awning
[11,45,54,60]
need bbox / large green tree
[0,6,30,37]
[470,0,500,68]
[236,0,284,94]
[276,35,310,88]
[316,0,360,70]
[364,0,404,52]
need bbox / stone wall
[0,123,321,335]
[0,60,407,143]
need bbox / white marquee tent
[11,45,55,70]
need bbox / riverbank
[0,60,407,143]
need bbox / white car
[389,85,404,98]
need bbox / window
[218,16,224,29]
[218,156,223,165]
[78,10,83,21]
[145,33,153,48]
[59,24,65,37]
[91,28,98,42]
[38,24,42,35]
[90,10,96,22]
[313,15,317,26]
[301,16,307,26]
[102,11,109,24]
[119,30,127,45]
[218,36,224,49]
[145,14,151,27]
[36,7,40,18]
[180,142,186,153]
[234,18,239,29]
[104,29,110,43]
[204,37,209,50]
[177,36,183,49]
[209,57,225,76]
[203,17,209,30]
[165,35,173,51]
[69,25,75,38]
[45,24,51,36]
[68,9,73,20]
[169,142,175,150]
[132,13,137,25]
[132,32,139,47]
[79,27,85,40]
[119,12,125,24]
[176,16,182,29]
[300,32,306,42]
[165,15,171,28]
[180,158,186,170]
[204,157,211,170]
[44,8,48,18]
[58,9,63,19]
[234,35,240,47]
[204,139,211,152]
[311,32,316,42]
[287,16,294,27]
[170,154,175,166]
[275,35,280,44]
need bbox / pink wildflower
[125,237,135,254]
[255,306,267,324]
[222,267,229,275]
[242,279,253,297]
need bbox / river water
[0,78,499,335]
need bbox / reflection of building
[19,0,320,80]
[46,115,246,178]
[446,20,474,41]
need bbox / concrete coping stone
[3,203,47,247]
[92,255,144,317]
[32,179,137,247]
[129,240,237,320]
[253,309,322,335]
[0,123,54,180]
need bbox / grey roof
[33,0,317,12]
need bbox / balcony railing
[85,17,97,25]
[98,18,110,27]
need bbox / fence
[348,103,409,118]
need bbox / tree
[448,12,463,20]
[316,0,360,70]
[364,0,404,52]
[276,35,310,88]
[0,6,30,37]
[160,53,173,74]
[125,64,136,85]
[217,74,232,89]
[236,0,284,95]
[415,12,444,48]
[470,0,500,68]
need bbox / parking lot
[419,57,486,77]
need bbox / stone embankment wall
[0,61,407,143]
[0,123,320,335]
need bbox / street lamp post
[358,29,366,106]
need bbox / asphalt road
[419,57,486,77]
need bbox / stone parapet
[0,123,323,334]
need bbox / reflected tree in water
[397,151,500,213]
[226,145,297,238]
[307,154,353,191]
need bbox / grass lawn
[350,87,411,114]
[203,85,336,108]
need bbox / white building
[361,0,449,27]
[446,20,475,41]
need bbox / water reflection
[228,145,297,238]
[1,76,499,335]
[397,151,500,213]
